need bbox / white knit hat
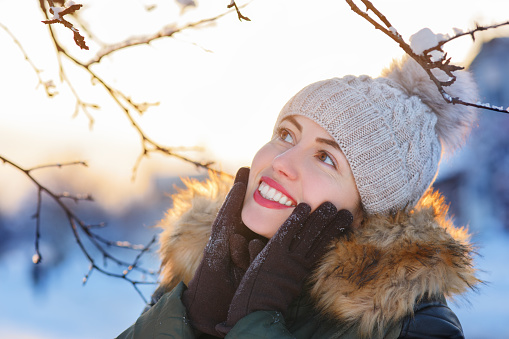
[274,57,478,215]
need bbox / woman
[117,56,480,338]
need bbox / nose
[272,147,299,180]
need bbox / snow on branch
[0,155,158,302]
[345,0,509,114]
[41,0,89,50]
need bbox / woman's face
[242,115,361,238]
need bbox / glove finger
[272,203,311,247]
[233,220,263,242]
[334,209,354,230]
[224,181,248,213]
[248,238,266,263]
[230,233,250,270]
[234,167,250,186]
[307,209,353,260]
[211,174,249,236]
[221,168,250,216]
[324,209,354,242]
[289,202,337,252]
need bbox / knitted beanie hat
[273,56,478,215]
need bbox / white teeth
[258,181,294,206]
[267,187,276,199]
[260,182,269,195]
[279,196,288,205]
[273,191,282,201]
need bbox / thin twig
[29,160,88,172]
[0,22,57,96]
[428,20,509,50]
[227,0,251,21]
[345,0,509,114]
[32,188,43,264]
[86,9,237,66]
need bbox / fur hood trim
[309,191,479,337]
[157,173,480,337]
[158,172,234,290]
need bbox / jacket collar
[157,173,480,337]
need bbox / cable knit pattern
[273,57,477,215]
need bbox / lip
[253,176,297,209]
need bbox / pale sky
[1,0,508,213]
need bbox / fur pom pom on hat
[382,56,479,154]
[274,56,478,215]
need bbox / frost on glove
[181,167,266,337]
[217,202,353,335]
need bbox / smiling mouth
[257,180,296,207]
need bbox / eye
[316,151,336,168]
[278,128,294,144]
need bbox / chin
[241,200,291,238]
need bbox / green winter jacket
[117,281,402,339]
[117,174,479,339]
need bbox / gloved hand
[218,202,353,334]
[181,167,265,337]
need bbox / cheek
[246,143,278,196]
[250,143,276,172]
[301,174,360,214]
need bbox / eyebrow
[282,116,302,132]
[316,137,341,151]
[281,116,341,151]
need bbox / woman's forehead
[280,116,331,137]
[280,115,344,154]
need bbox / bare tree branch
[3,1,243,302]
[345,0,509,114]
[0,155,158,302]
[37,0,236,177]
[86,9,237,66]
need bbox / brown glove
[181,167,266,337]
[217,202,353,335]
